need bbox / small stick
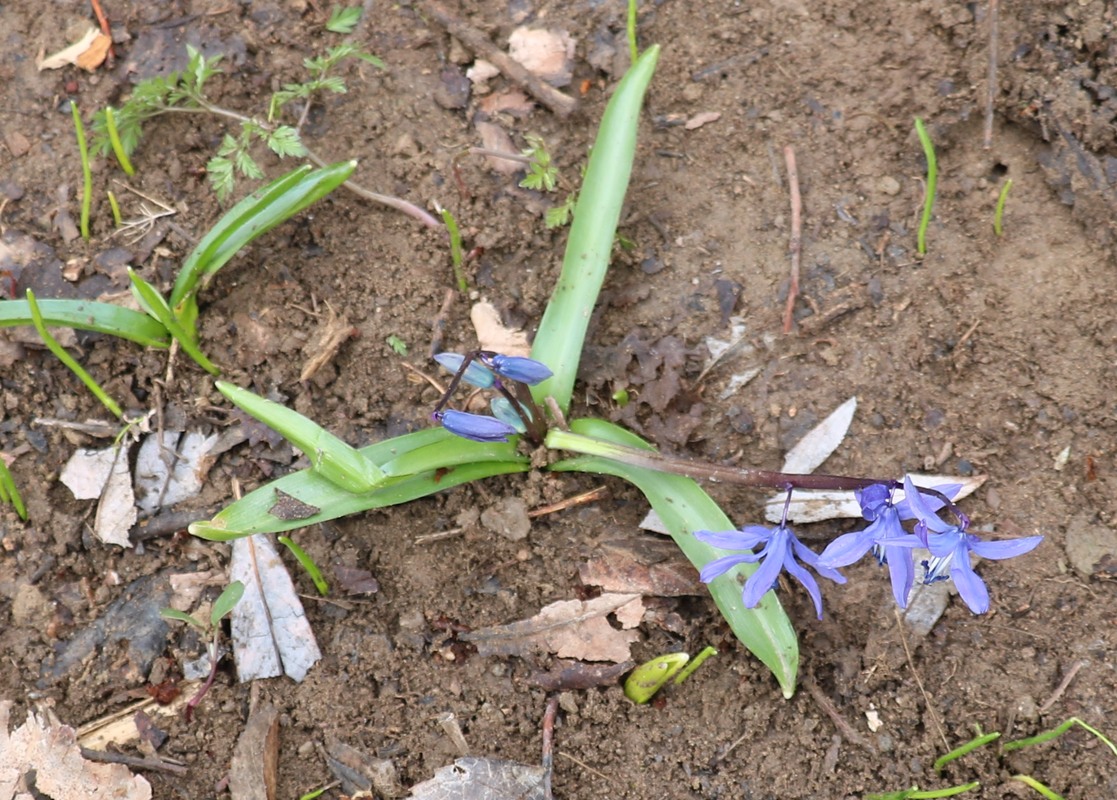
[429,287,456,358]
[541,695,559,800]
[781,145,801,334]
[983,0,999,150]
[527,486,608,518]
[802,675,871,751]
[1037,659,1088,714]
[416,0,577,117]
[89,0,114,65]
[437,712,469,755]
[80,747,188,776]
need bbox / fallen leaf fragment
[94,442,137,548]
[460,593,643,663]
[0,702,152,799]
[474,121,521,175]
[528,660,634,691]
[685,111,722,130]
[230,534,322,681]
[300,306,358,382]
[228,704,279,800]
[507,27,575,87]
[37,27,110,71]
[410,756,544,800]
[77,683,198,751]
[134,431,220,514]
[470,301,531,356]
[579,538,704,596]
[781,396,857,474]
[60,446,118,499]
[325,739,402,798]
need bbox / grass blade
[71,102,92,240]
[0,458,27,520]
[530,46,660,413]
[914,117,937,255]
[549,417,799,697]
[0,298,170,348]
[128,269,220,375]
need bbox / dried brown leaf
[578,538,704,597]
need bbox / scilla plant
[189,47,1042,697]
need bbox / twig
[303,146,442,228]
[782,145,801,334]
[557,752,613,784]
[89,0,114,65]
[894,607,948,749]
[541,695,559,800]
[80,747,188,776]
[527,486,609,518]
[1037,659,1088,714]
[416,0,577,116]
[984,0,999,150]
[802,675,871,751]
[429,287,456,358]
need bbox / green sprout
[387,334,408,355]
[325,5,362,34]
[160,580,244,720]
[106,189,123,226]
[624,646,717,703]
[1009,776,1062,800]
[0,458,27,520]
[914,117,937,256]
[933,731,1000,772]
[865,783,980,800]
[993,178,1013,236]
[102,105,134,176]
[626,0,639,64]
[519,134,559,192]
[278,535,329,595]
[439,207,467,292]
[1003,716,1117,758]
[70,102,92,240]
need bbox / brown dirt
[2,1,1116,798]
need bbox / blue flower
[435,409,518,442]
[891,476,1044,614]
[486,354,553,385]
[695,524,846,619]
[434,353,495,389]
[818,481,961,608]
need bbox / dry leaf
[459,593,643,663]
[77,683,198,751]
[578,538,704,596]
[134,431,220,514]
[474,121,521,175]
[685,111,722,130]
[507,27,575,87]
[781,396,857,474]
[528,660,634,691]
[60,447,117,499]
[299,306,357,382]
[0,702,152,799]
[228,704,279,800]
[470,301,530,356]
[94,442,137,548]
[409,757,544,800]
[230,534,322,682]
[37,27,109,71]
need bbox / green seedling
[127,269,220,375]
[387,334,408,355]
[439,207,467,292]
[933,731,1000,772]
[170,160,356,335]
[92,45,380,203]
[914,117,937,256]
[0,458,27,520]
[102,105,134,176]
[624,646,717,703]
[865,783,980,800]
[278,535,329,595]
[106,190,123,226]
[0,297,171,348]
[26,290,123,419]
[216,380,385,494]
[326,5,362,34]
[519,134,559,192]
[1009,776,1062,800]
[70,102,92,240]
[545,194,576,229]
[994,178,1013,236]
[160,580,244,721]
[1003,716,1117,758]
[626,0,639,64]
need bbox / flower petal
[695,527,769,551]
[818,529,878,568]
[969,535,1043,560]
[902,475,952,533]
[487,355,553,385]
[434,353,495,389]
[882,544,915,608]
[950,556,990,614]
[698,553,756,583]
[782,554,826,619]
[741,543,786,608]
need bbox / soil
[1,1,1116,798]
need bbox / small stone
[392,133,420,159]
[879,176,901,195]
[480,496,531,541]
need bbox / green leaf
[354,52,386,69]
[170,161,356,314]
[550,417,799,697]
[160,608,206,631]
[210,581,245,626]
[216,380,386,493]
[266,126,308,158]
[127,269,220,375]
[326,5,362,34]
[317,75,348,94]
[206,155,236,203]
[234,148,265,180]
[530,46,660,412]
[0,298,171,348]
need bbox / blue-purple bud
[490,397,528,433]
[487,355,553,385]
[436,409,518,442]
[434,353,496,389]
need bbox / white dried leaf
[781,396,857,474]
[134,431,220,514]
[230,535,321,682]
[764,473,987,524]
[470,301,531,356]
[410,757,544,800]
[60,447,117,499]
[94,443,136,548]
[37,27,107,71]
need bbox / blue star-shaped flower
[695,523,845,619]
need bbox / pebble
[878,176,901,195]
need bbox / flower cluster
[696,477,1043,617]
[431,351,552,443]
